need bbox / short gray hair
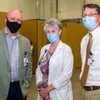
[44,18,63,32]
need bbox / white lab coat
[36,41,74,100]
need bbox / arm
[21,38,32,96]
[25,40,32,82]
[39,84,55,98]
[40,45,74,97]
[36,47,46,86]
[52,46,74,89]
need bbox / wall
[0,0,36,20]
[0,11,88,72]
[20,19,37,73]
[58,0,83,19]
[0,0,100,20]
[62,21,88,68]
[0,12,6,29]
[0,0,57,20]
[85,0,100,4]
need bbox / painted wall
[58,0,83,19]
[0,13,88,73]
[0,0,100,20]
[0,0,98,72]
[0,0,36,20]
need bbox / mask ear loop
[59,29,62,39]
[6,17,9,21]
[5,17,11,24]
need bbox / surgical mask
[82,16,97,30]
[6,18,21,33]
[46,33,59,43]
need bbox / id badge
[87,58,93,65]
[23,58,29,66]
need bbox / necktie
[80,33,92,86]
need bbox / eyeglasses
[82,13,99,17]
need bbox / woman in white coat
[36,18,74,100]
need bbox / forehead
[7,10,22,19]
[46,25,58,30]
[83,7,97,13]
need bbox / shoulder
[59,41,72,51]
[0,29,5,34]
[0,29,6,38]
[59,41,73,58]
[81,33,88,42]
[19,33,30,42]
[81,34,88,46]
[41,44,50,52]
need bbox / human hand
[39,88,49,98]
[43,95,50,100]
[37,81,43,88]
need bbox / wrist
[37,81,43,88]
[46,84,54,92]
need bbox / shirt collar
[90,26,100,37]
[4,28,19,38]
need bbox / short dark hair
[82,4,100,14]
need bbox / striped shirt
[5,29,19,82]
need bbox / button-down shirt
[5,29,19,82]
[80,26,100,86]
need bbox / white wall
[39,0,57,19]
[19,0,37,20]
[0,0,100,20]
[85,0,100,5]
[57,0,84,19]
[0,0,36,20]
[0,0,19,11]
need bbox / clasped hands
[37,81,54,100]
[38,87,50,100]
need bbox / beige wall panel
[0,0,37,20]
[85,0,100,5]
[19,0,37,20]
[41,0,56,19]
[58,0,83,19]
[0,0,18,11]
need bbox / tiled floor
[27,68,82,100]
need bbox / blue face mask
[46,33,59,43]
[82,16,97,30]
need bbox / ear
[59,30,62,35]
[5,17,7,24]
[99,14,100,19]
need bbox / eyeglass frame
[82,13,99,18]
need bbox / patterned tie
[80,33,92,86]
